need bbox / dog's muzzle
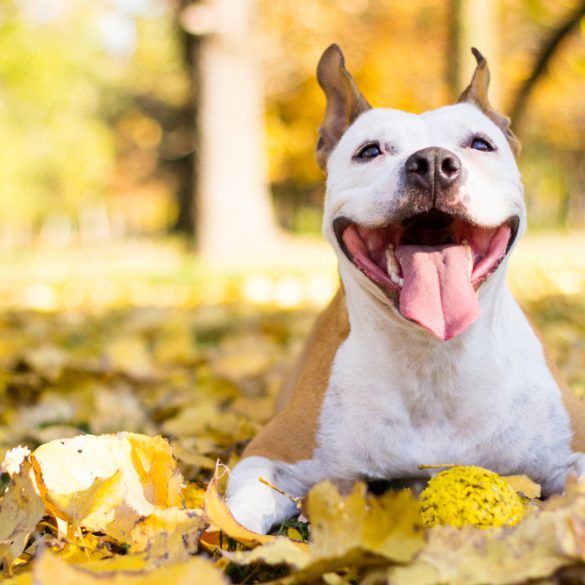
[333,148,519,341]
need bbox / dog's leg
[541,454,585,497]
[226,456,300,534]
[567,453,585,482]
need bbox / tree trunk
[449,0,501,107]
[184,0,279,264]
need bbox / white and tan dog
[226,45,585,534]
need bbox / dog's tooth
[390,272,400,285]
[462,240,473,277]
[385,246,400,276]
[398,277,404,287]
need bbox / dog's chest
[312,327,572,483]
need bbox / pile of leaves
[0,290,584,584]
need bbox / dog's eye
[470,137,494,152]
[355,143,382,160]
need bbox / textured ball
[419,466,526,529]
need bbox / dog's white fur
[226,92,585,535]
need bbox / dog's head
[317,45,525,341]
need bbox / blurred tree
[0,2,114,240]
[448,0,500,104]
[510,1,585,133]
[1,0,584,248]
[180,0,280,263]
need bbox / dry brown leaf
[0,459,44,573]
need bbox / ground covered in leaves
[0,235,585,584]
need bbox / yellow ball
[419,466,526,529]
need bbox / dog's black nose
[405,147,462,191]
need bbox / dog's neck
[339,260,513,364]
[337,262,520,425]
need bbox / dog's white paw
[226,456,299,535]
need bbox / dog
[226,45,585,534]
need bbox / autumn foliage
[0,232,582,583]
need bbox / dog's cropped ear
[458,48,521,157]
[316,44,372,172]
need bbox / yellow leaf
[30,549,227,585]
[181,482,206,509]
[124,434,183,508]
[22,344,68,380]
[57,532,114,564]
[307,480,424,563]
[287,527,303,542]
[503,474,542,499]
[227,538,311,569]
[103,335,153,379]
[46,470,126,534]
[32,433,184,541]
[129,507,206,562]
[203,472,275,548]
[152,317,198,365]
[172,441,217,471]
[211,337,278,381]
[0,459,45,573]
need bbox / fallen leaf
[307,480,424,563]
[103,335,153,379]
[30,548,227,584]
[32,433,184,541]
[129,507,206,562]
[0,459,44,573]
[22,344,69,380]
[386,505,580,585]
[503,475,542,499]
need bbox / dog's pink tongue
[395,244,480,340]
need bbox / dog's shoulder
[243,286,349,463]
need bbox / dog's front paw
[227,484,288,534]
[226,456,299,535]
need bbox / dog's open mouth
[335,209,519,340]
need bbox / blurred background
[0,0,584,466]
[1,0,585,295]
